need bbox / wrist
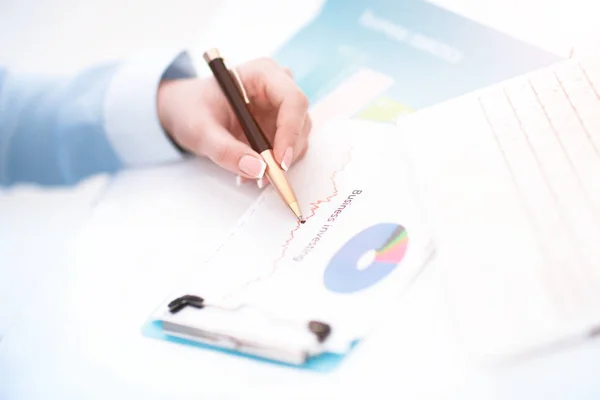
[103,48,189,166]
[157,51,198,156]
[157,80,190,155]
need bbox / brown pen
[203,48,304,222]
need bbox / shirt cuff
[103,48,197,167]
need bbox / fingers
[237,174,268,189]
[198,122,267,181]
[283,67,293,79]
[238,59,310,171]
[236,175,250,187]
[271,81,310,169]
[191,58,310,190]
[293,114,312,162]
[253,114,312,190]
[277,113,311,171]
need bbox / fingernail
[257,176,269,189]
[239,155,266,179]
[281,147,294,171]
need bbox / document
[148,120,433,366]
[272,0,563,124]
[399,56,600,361]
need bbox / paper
[308,67,395,131]
[272,0,563,124]
[399,56,600,361]
[150,119,433,359]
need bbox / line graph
[272,146,355,270]
[223,144,355,300]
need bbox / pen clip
[229,67,250,104]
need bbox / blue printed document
[272,0,563,123]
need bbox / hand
[157,57,312,188]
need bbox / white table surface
[1,0,600,399]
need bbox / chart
[324,223,409,293]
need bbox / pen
[203,48,304,222]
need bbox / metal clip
[229,67,250,104]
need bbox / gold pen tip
[203,48,221,63]
[289,201,303,222]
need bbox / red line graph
[228,146,354,297]
[271,147,354,268]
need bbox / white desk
[1,0,600,398]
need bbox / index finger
[239,59,310,166]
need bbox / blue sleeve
[0,49,197,187]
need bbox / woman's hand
[157,57,312,187]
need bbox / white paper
[399,56,600,362]
[154,119,433,355]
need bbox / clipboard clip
[168,294,205,313]
[167,294,331,343]
[162,293,333,364]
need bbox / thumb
[200,124,267,181]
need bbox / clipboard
[141,238,434,371]
[140,119,435,371]
[142,293,358,371]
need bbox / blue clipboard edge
[141,319,360,372]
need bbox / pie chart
[323,223,408,293]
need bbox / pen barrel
[207,58,271,154]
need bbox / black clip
[168,294,205,314]
[167,296,332,344]
[308,320,332,343]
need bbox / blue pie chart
[323,223,409,293]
